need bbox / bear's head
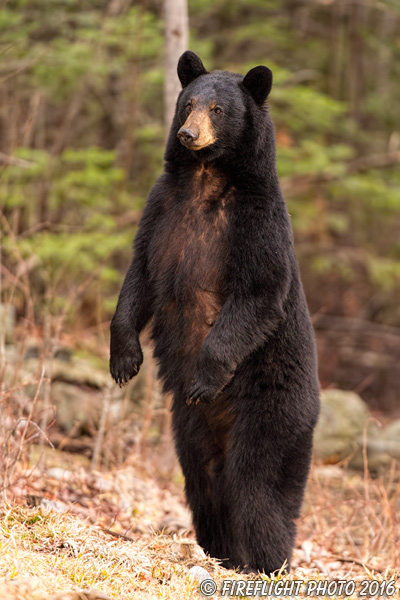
[172,50,273,163]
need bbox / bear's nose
[177,128,198,146]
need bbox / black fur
[177,50,208,88]
[110,51,320,574]
[243,65,273,105]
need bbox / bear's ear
[243,66,273,105]
[177,51,208,88]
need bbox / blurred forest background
[1,4,400,595]
[1,0,400,458]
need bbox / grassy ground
[1,454,400,600]
[0,503,213,599]
[1,336,399,598]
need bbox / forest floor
[0,449,400,600]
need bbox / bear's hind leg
[224,425,314,574]
[172,406,232,560]
[185,451,232,560]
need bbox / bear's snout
[178,108,217,151]
[177,127,199,147]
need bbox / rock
[383,418,400,442]
[26,494,68,513]
[22,356,110,389]
[171,540,206,561]
[48,591,112,600]
[301,540,313,564]
[51,381,100,433]
[91,474,114,493]
[23,339,72,361]
[52,359,110,389]
[348,419,400,471]
[349,438,400,471]
[313,389,370,462]
[187,566,211,583]
[46,467,73,481]
[158,513,191,534]
[157,497,191,533]
[0,577,33,598]
[313,412,400,472]
[312,465,344,485]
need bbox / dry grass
[1,262,400,599]
[0,503,217,600]
[1,349,400,599]
[1,459,400,600]
[300,463,400,574]
[1,350,400,599]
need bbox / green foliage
[369,258,400,292]
[1,0,400,329]
[277,141,353,178]
[311,254,355,282]
[273,86,347,135]
[330,171,400,214]
[1,146,136,319]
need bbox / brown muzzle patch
[178,109,217,150]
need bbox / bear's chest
[149,167,234,294]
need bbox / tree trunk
[164,0,189,132]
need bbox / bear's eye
[185,102,192,114]
[213,106,223,115]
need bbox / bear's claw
[110,355,141,387]
[187,381,216,405]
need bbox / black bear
[110,51,320,574]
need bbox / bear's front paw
[186,366,233,406]
[110,336,143,388]
[186,348,234,405]
[110,353,142,387]
[186,378,220,405]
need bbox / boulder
[313,389,369,462]
[349,417,400,471]
[383,418,400,443]
[314,389,400,471]
[51,382,100,433]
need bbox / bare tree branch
[0,152,34,168]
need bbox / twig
[330,555,377,573]
[0,151,34,168]
[0,378,51,401]
[91,385,112,471]
[0,210,35,330]
[2,367,46,496]
[0,58,40,83]
[51,81,88,155]
[99,527,137,543]
[313,314,400,342]
[139,352,155,461]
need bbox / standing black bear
[110,51,320,574]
